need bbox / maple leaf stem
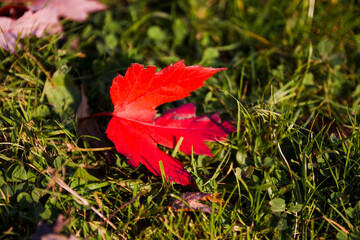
[77,112,113,123]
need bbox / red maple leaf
[106,60,235,186]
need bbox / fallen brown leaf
[32,215,78,240]
[169,192,222,214]
[0,7,61,52]
[76,86,115,163]
[0,0,106,52]
[29,0,106,22]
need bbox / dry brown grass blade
[323,216,349,235]
[84,190,148,240]
[46,167,117,230]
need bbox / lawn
[1,0,360,239]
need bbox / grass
[1,0,360,239]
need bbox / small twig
[84,190,148,240]
[323,216,349,235]
[46,167,117,230]
[217,161,233,184]
[277,142,293,182]
[64,143,114,152]
[293,211,299,239]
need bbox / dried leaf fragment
[0,0,106,52]
[76,86,115,163]
[29,0,106,22]
[32,214,78,240]
[169,192,222,214]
